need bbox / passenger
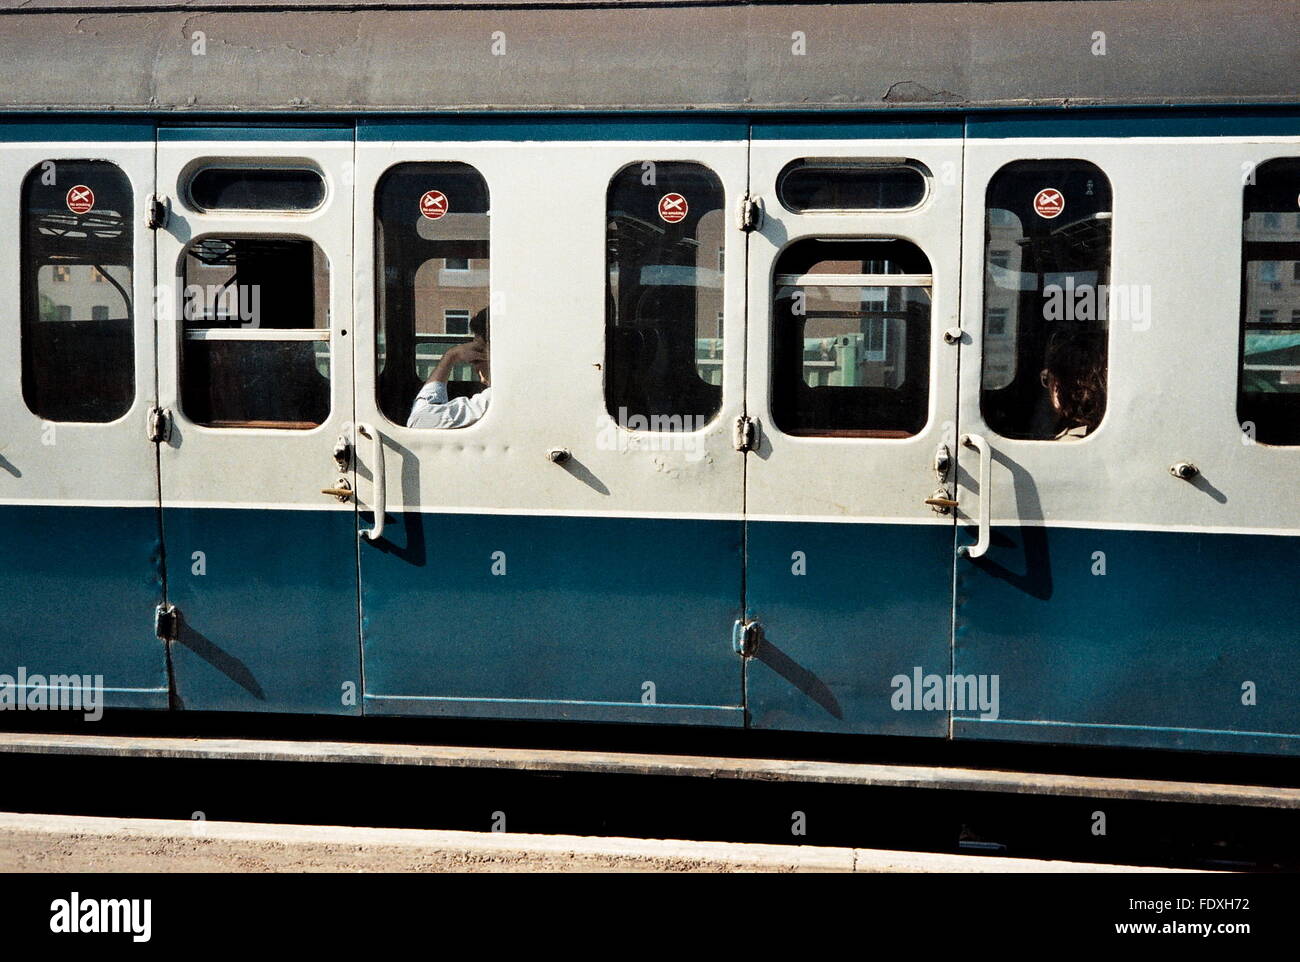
[407,308,490,429]
[1039,328,1105,439]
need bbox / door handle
[321,481,353,502]
[357,423,386,542]
[958,433,992,559]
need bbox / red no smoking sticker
[658,193,688,223]
[1033,188,1064,219]
[66,185,95,215]
[419,190,448,220]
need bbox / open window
[770,238,932,438]
[179,236,330,428]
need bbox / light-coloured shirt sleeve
[407,381,491,429]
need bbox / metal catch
[154,603,179,642]
[734,416,757,452]
[732,619,763,657]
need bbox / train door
[0,123,169,709]
[155,128,360,713]
[351,119,748,724]
[954,120,1300,755]
[742,122,965,734]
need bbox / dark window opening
[21,160,135,422]
[189,167,325,212]
[980,160,1112,440]
[375,162,490,427]
[606,161,724,431]
[778,161,928,212]
[1240,157,1300,445]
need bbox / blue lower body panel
[955,525,1300,755]
[0,504,167,710]
[164,506,361,714]
[744,520,955,736]
[360,513,744,725]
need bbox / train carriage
[0,0,1297,756]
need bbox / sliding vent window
[778,160,928,212]
[1240,158,1300,446]
[21,161,134,422]
[771,239,932,437]
[606,162,724,431]
[374,162,490,427]
[981,160,1112,440]
[188,167,325,212]
[179,237,330,428]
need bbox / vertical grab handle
[357,423,386,542]
[958,433,991,559]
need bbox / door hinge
[732,619,763,657]
[146,194,170,230]
[155,603,179,642]
[147,406,171,443]
[738,194,763,232]
[734,415,757,452]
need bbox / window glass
[606,162,724,430]
[189,167,325,212]
[375,163,490,427]
[771,239,932,437]
[1240,158,1300,445]
[778,161,928,212]
[179,236,329,428]
[980,160,1111,440]
[21,160,134,422]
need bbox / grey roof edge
[0,2,1295,112]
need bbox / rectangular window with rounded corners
[1241,158,1300,445]
[187,166,325,212]
[778,160,929,213]
[606,161,724,431]
[771,238,932,438]
[980,160,1111,440]
[21,160,135,423]
[179,236,330,428]
[375,162,490,428]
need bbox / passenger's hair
[1044,327,1106,434]
[469,308,489,343]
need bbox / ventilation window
[188,167,326,212]
[777,161,929,213]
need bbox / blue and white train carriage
[0,0,1297,756]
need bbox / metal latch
[333,434,352,472]
[732,619,763,657]
[734,415,757,452]
[146,194,170,230]
[147,406,171,443]
[738,194,763,232]
[154,603,179,642]
[933,442,951,482]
